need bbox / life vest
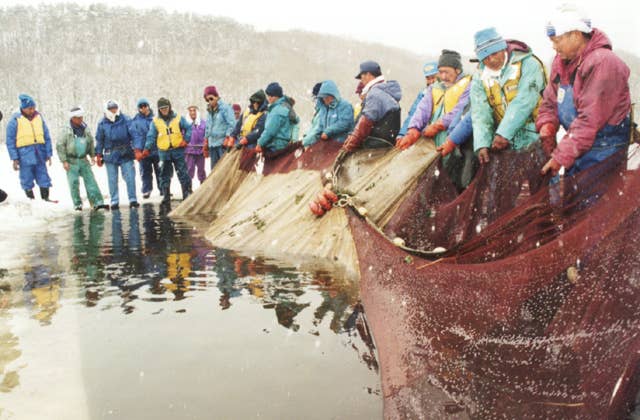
[153,114,183,151]
[482,52,547,124]
[16,114,45,148]
[431,75,472,116]
[239,108,264,137]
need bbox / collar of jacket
[362,75,386,96]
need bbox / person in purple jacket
[184,105,207,185]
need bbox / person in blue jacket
[95,100,138,210]
[6,94,54,200]
[130,98,160,199]
[202,85,236,170]
[397,61,439,140]
[302,80,354,147]
[256,82,300,153]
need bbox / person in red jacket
[538,4,631,179]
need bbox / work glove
[255,145,263,154]
[422,120,445,138]
[96,154,104,167]
[134,149,143,161]
[141,149,150,160]
[396,128,421,150]
[179,140,189,148]
[491,134,510,151]
[342,115,374,153]
[539,123,558,157]
[436,138,457,157]
[541,158,562,176]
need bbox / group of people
[5,4,634,212]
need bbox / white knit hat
[69,106,84,118]
[546,3,592,37]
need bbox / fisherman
[185,105,207,184]
[131,98,160,199]
[301,82,324,147]
[228,90,268,149]
[302,80,354,147]
[96,100,138,210]
[143,97,193,202]
[56,106,108,211]
[342,61,402,152]
[232,103,242,121]
[202,85,236,170]
[255,82,300,153]
[397,61,439,140]
[470,27,546,164]
[6,94,54,200]
[538,4,631,178]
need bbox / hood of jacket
[371,80,402,102]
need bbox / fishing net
[347,146,640,418]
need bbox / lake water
[0,203,382,419]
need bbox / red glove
[541,158,562,176]
[224,136,234,148]
[96,154,103,167]
[141,149,150,159]
[436,138,457,157]
[320,133,329,141]
[477,148,490,164]
[342,116,375,153]
[491,134,510,151]
[539,123,558,157]
[179,140,189,148]
[202,143,209,158]
[396,128,421,150]
[134,149,143,161]
[239,138,249,146]
[422,120,445,138]
[255,145,263,154]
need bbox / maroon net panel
[238,141,343,175]
[349,150,640,419]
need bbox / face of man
[359,72,375,86]
[266,95,277,104]
[550,31,587,61]
[482,50,507,71]
[321,95,334,106]
[251,101,260,111]
[425,75,438,86]
[70,116,83,126]
[159,106,170,117]
[107,106,118,115]
[139,104,150,116]
[438,67,461,87]
[188,107,197,120]
[205,95,219,108]
[234,109,241,119]
[21,106,35,118]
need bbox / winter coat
[185,116,207,154]
[361,80,402,123]
[95,114,135,164]
[399,88,427,137]
[57,122,96,162]
[205,100,236,148]
[302,102,323,147]
[230,101,268,146]
[409,75,470,132]
[130,111,156,153]
[257,96,299,152]
[471,41,546,151]
[305,80,354,145]
[6,111,53,166]
[448,104,473,146]
[145,112,192,160]
[536,29,631,169]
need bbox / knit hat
[265,82,283,98]
[203,85,219,98]
[106,100,119,110]
[437,50,462,71]
[137,97,150,108]
[422,61,438,77]
[157,97,171,109]
[232,103,241,112]
[69,106,84,118]
[249,89,266,104]
[546,3,592,37]
[19,94,35,109]
[355,60,381,79]
[474,28,508,62]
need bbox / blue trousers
[159,149,192,192]
[19,161,52,191]
[106,160,137,205]
[139,154,161,195]
[208,146,225,170]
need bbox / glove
[436,138,457,157]
[96,154,103,167]
[239,138,249,146]
[541,158,562,176]
[179,140,189,148]
[396,128,421,150]
[223,136,234,148]
[422,120,445,138]
[539,123,558,157]
[342,115,375,153]
[12,160,19,171]
[134,149,143,161]
[255,145,263,154]
[141,149,150,159]
[477,148,490,164]
[202,144,209,158]
[491,134,510,151]
[320,133,329,141]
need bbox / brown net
[347,147,640,418]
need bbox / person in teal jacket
[301,82,323,147]
[303,80,354,147]
[256,82,300,153]
[470,27,546,164]
[56,106,108,211]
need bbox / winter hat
[105,100,119,110]
[137,97,150,108]
[265,82,283,98]
[157,97,171,109]
[474,28,508,62]
[312,82,322,97]
[422,61,438,77]
[438,50,462,71]
[69,106,84,118]
[203,85,219,98]
[546,3,592,37]
[249,89,266,104]
[232,103,241,112]
[355,60,381,79]
[19,93,35,109]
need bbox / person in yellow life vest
[470,27,547,164]
[142,98,193,203]
[227,89,268,149]
[6,94,54,200]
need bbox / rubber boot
[25,189,35,199]
[161,187,170,203]
[40,187,49,201]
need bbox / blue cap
[19,94,35,110]
[422,61,438,77]
[265,82,283,98]
[474,27,508,62]
[137,97,150,108]
[355,60,381,79]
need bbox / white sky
[5,0,640,61]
